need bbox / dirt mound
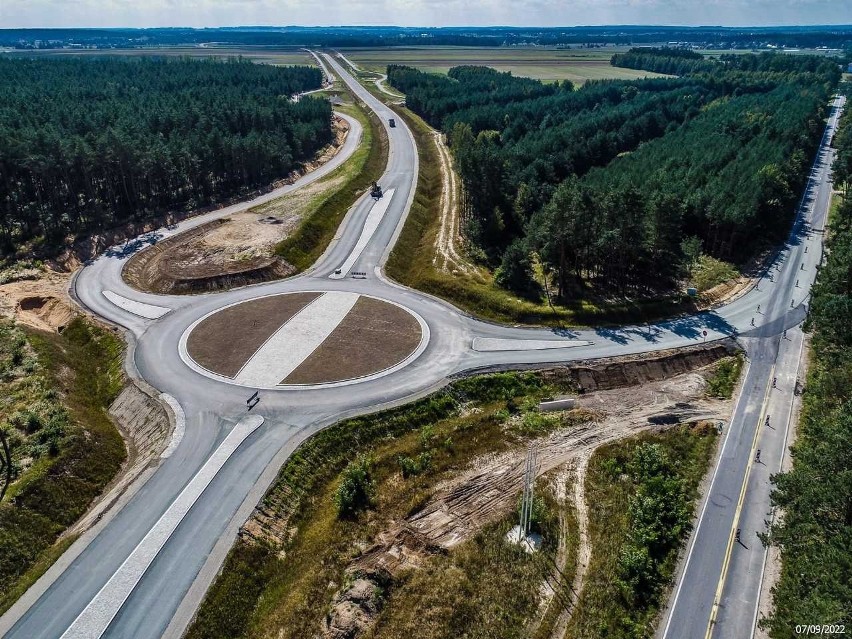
[16,295,75,332]
[122,219,296,294]
[471,341,737,393]
[323,569,390,639]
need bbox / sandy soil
[353,365,731,586]
[0,270,76,332]
[121,116,351,294]
[188,115,352,265]
[432,131,475,276]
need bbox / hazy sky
[2,0,850,29]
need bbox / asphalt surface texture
[0,49,844,639]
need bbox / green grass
[564,424,718,639]
[371,504,560,639]
[689,255,740,292]
[0,317,125,613]
[828,190,843,231]
[342,46,670,84]
[0,534,78,612]
[706,354,745,399]
[534,472,580,639]
[186,370,579,639]
[274,96,388,271]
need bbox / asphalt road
[0,52,843,639]
[660,94,845,639]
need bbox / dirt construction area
[0,266,76,332]
[357,355,732,571]
[296,343,738,638]
[184,291,425,387]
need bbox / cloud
[1,0,849,28]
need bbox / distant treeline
[613,47,844,76]
[0,57,330,254]
[2,25,852,50]
[389,52,839,297]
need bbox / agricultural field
[341,46,671,83]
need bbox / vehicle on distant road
[389,118,396,127]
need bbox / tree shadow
[104,231,164,260]
[592,311,738,346]
[593,322,667,345]
[738,304,808,339]
[550,326,581,339]
[662,311,737,340]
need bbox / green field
[341,46,671,83]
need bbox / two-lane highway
[661,94,845,639]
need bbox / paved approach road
[0,51,843,639]
[661,94,846,639]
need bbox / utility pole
[519,445,538,539]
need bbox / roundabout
[180,291,428,389]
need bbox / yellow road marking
[705,364,775,638]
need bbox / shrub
[706,354,744,399]
[398,451,433,479]
[334,455,376,518]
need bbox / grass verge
[275,98,388,272]
[564,424,718,639]
[689,255,740,293]
[0,317,125,613]
[371,504,561,638]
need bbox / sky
[1,0,850,29]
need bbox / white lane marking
[60,415,264,639]
[102,291,171,319]
[329,188,395,279]
[661,357,752,639]
[159,394,185,459]
[234,292,361,387]
[471,338,593,352]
